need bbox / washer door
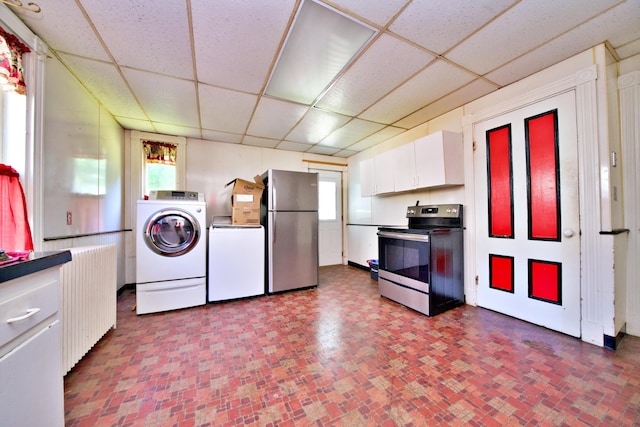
[143,208,201,257]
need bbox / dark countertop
[0,250,72,284]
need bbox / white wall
[42,57,125,238]
[38,55,126,288]
[184,139,344,223]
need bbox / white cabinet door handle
[563,228,574,238]
[6,308,41,323]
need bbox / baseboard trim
[603,331,626,350]
[348,260,369,271]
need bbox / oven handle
[377,231,430,242]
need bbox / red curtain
[0,27,30,94]
[0,164,34,251]
[143,141,177,165]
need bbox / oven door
[377,230,430,292]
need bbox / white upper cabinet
[414,130,463,188]
[374,150,396,194]
[393,142,417,192]
[360,150,396,197]
[360,157,375,197]
[360,130,463,197]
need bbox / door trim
[463,64,608,346]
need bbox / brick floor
[64,265,640,426]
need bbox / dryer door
[143,208,201,257]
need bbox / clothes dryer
[136,191,206,314]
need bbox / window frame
[130,130,186,200]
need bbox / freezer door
[267,170,318,211]
[268,211,318,293]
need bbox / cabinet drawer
[0,279,59,348]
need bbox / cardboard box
[225,175,265,225]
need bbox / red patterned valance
[0,27,30,95]
[143,141,177,166]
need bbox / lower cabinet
[0,320,64,426]
[0,267,64,427]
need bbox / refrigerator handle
[273,211,276,243]
[272,186,276,211]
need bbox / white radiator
[60,244,117,375]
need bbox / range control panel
[406,204,462,219]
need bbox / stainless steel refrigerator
[260,169,319,294]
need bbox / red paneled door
[474,91,581,337]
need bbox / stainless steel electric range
[377,204,464,316]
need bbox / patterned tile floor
[64,265,640,426]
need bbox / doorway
[473,91,581,337]
[311,169,343,266]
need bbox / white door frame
[463,64,608,346]
[619,71,640,336]
[309,165,346,266]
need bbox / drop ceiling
[9,0,640,157]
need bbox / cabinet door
[359,157,375,197]
[374,150,395,194]
[414,130,463,188]
[394,142,417,192]
[0,320,64,427]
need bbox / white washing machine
[208,224,265,302]
[136,191,206,314]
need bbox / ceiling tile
[113,117,155,133]
[617,39,640,60]
[153,123,201,139]
[328,0,408,27]
[199,84,258,134]
[122,68,199,128]
[319,119,386,149]
[307,145,341,156]
[395,79,498,128]
[10,0,640,157]
[316,33,435,116]
[276,141,313,152]
[390,0,515,54]
[13,0,111,61]
[578,0,640,56]
[191,0,295,93]
[446,0,621,75]
[201,129,242,144]
[487,1,640,85]
[80,0,193,79]
[242,135,280,149]
[58,54,146,119]
[334,149,358,158]
[359,60,476,124]
[246,97,309,139]
[346,126,407,151]
[286,108,351,143]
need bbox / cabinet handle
[6,308,41,323]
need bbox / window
[130,131,185,203]
[0,26,30,174]
[1,90,26,174]
[143,140,177,195]
[318,180,336,220]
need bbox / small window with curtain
[0,26,30,178]
[143,140,177,195]
[0,27,32,253]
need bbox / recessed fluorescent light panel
[264,0,376,105]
